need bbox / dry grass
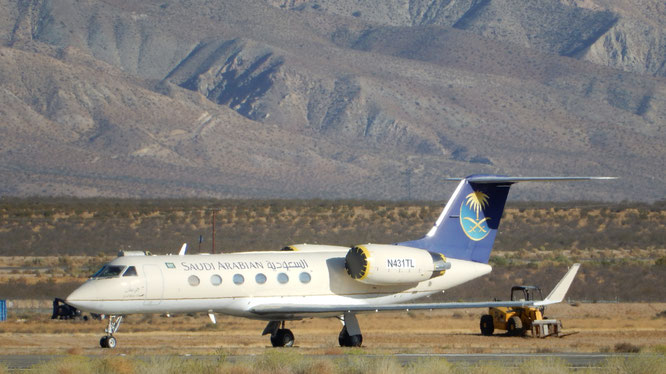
[19,351,666,374]
[1,303,665,357]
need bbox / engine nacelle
[281,244,349,252]
[345,244,450,286]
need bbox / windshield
[91,265,126,279]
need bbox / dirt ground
[1,303,664,356]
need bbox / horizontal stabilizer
[445,176,616,183]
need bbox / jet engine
[344,244,450,285]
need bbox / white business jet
[66,175,610,348]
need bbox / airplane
[65,175,612,348]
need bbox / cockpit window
[122,266,138,277]
[91,265,126,279]
[91,266,106,278]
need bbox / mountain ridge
[0,0,664,201]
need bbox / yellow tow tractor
[480,285,563,337]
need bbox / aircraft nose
[65,282,101,312]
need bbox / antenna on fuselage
[203,208,221,254]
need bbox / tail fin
[398,175,615,263]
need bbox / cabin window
[277,273,289,284]
[299,272,311,284]
[188,275,200,286]
[91,265,126,279]
[210,274,222,286]
[122,266,138,277]
[233,274,244,285]
[255,273,267,284]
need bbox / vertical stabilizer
[398,175,614,263]
[398,175,511,263]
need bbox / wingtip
[538,263,582,305]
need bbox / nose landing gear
[100,335,117,348]
[100,315,123,348]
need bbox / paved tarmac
[0,352,640,370]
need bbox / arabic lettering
[266,259,309,271]
[180,259,309,272]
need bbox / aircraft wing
[252,300,542,315]
[251,264,580,316]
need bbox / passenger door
[143,264,164,305]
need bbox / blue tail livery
[398,175,615,263]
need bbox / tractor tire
[480,315,494,336]
[507,316,524,336]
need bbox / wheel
[349,334,362,347]
[270,329,294,347]
[507,316,524,336]
[480,314,494,336]
[338,326,363,347]
[338,326,349,346]
[100,335,117,348]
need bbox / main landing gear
[338,326,363,347]
[338,312,363,347]
[100,315,123,348]
[263,321,295,347]
[262,312,363,348]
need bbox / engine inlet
[345,246,369,279]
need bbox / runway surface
[0,353,640,370]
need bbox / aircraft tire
[507,316,524,336]
[338,326,348,346]
[480,314,494,336]
[270,329,294,347]
[100,335,117,348]
[338,326,363,347]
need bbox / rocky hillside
[0,0,664,200]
